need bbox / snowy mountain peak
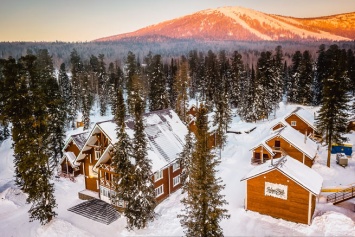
[94,6,355,42]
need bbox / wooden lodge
[271,107,317,138]
[72,109,187,207]
[251,126,318,167]
[241,156,323,225]
[59,132,88,177]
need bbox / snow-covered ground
[1,102,355,236]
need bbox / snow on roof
[61,152,78,168]
[71,132,89,150]
[241,156,323,195]
[249,142,275,156]
[286,107,316,131]
[97,109,187,172]
[275,126,318,160]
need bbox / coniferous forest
[1,43,355,232]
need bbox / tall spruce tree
[3,54,57,224]
[316,45,349,167]
[179,105,229,237]
[70,49,82,112]
[111,89,134,208]
[178,130,195,187]
[298,50,314,105]
[148,54,169,111]
[124,91,156,229]
[174,56,189,121]
[314,44,327,105]
[287,51,303,103]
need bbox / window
[173,162,180,172]
[155,185,164,197]
[291,121,297,126]
[95,150,101,160]
[173,175,180,187]
[154,170,163,181]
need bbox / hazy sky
[1,0,355,42]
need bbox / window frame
[173,175,180,187]
[95,150,101,160]
[172,162,180,172]
[154,170,163,182]
[155,185,164,197]
[291,121,297,126]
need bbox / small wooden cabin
[272,107,317,137]
[73,109,187,206]
[60,132,88,176]
[241,156,323,225]
[251,126,318,167]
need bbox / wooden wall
[246,169,314,225]
[285,115,314,136]
[266,137,313,167]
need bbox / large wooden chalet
[241,156,323,225]
[59,132,88,177]
[272,107,317,137]
[70,109,187,207]
[251,126,318,167]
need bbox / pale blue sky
[0,0,354,42]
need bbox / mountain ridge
[94,6,355,42]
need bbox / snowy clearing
[1,103,355,236]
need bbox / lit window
[291,121,296,126]
[155,185,164,197]
[173,162,180,172]
[173,175,180,187]
[154,170,163,181]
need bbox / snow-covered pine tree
[81,70,92,130]
[256,51,275,119]
[36,49,66,170]
[316,45,350,168]
[178,129,195,187]
[287,51,302,104]
[124,91,156,229]
[167,58,178,108]
[174,56,189,121]
[125,51,139,115]
[58,63,74,128]
[110,89,134,209]
[188,50,198,99]
[347,49,355,95]
[0,58,9,142]
[204,50,218,111]
[4,54,57,225]
[70,49,83,112]
[240,64,259,122]
[272,46,284,112]
[148,54,169,112]
[98,54,108,116]
[298,50,314,105]
[313,44,327,106]
[229,51,244,108]
[179,104,229,237]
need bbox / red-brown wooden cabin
[241,156,323,225]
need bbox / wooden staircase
[326,185,355,204]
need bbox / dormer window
[291,121,297,126]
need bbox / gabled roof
[241,156,323,195]
[78,109,187,172]
[249,143,275,156]
[285,107,317,132]
[60,151,79,168]
[265,126,318,160]
[62,131,89,152]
